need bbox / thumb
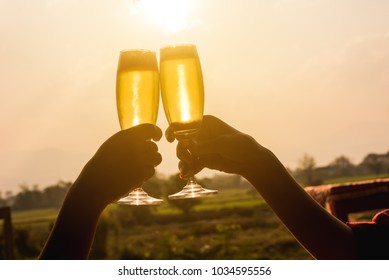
[165,126,176,143]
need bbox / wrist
[242,147,286,187]
[64,178,107,217]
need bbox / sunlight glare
[131,72,141,126]
[131,0,192,33]
[177,64,191,122]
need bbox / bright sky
[1,0,389,193]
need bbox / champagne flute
[115,49,163,205]
[159,44,218,199]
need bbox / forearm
[39,180,105,260]
[245,149,356,259]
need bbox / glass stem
[187,177,196,185]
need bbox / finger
[143,150,162,166]
[151,125,163,141]
[143,165,155,180]
[177,141,192,162]
[165,126,176,143]
[144,141,158,153]
[178,160,203,178]
[178,160,188,177]
[153,153,162,166]
[129,124,162,141]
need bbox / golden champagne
[114,50,162,206]
[160,45,204,139]
[116,50,159,129]
[160,44,217,200]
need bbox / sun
[130,0,193,33]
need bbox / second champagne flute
[116,49,163,205]
[159,44,218,199]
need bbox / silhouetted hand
[166,115,270,179]
[73,123,162,208]
[40,124,163,260]
[166,115,358,260]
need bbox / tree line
[293,151,389,186]
[1,151,388,211]
[0,181,72,211]
[0,173,251,213]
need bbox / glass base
[115,188,163,206]
[168,179,218,200]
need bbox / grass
[7,185,312,260]
[94,186,313,260]
[11,175,389,259]
[11,208,59,226]
[149,186,263,215]
[196,199,264,211]
[323,173,389,185]
[97,203,312,260]
[194,187,264,211]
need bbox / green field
[12,208,59,226]
[323,173,389,185]
[6,185,312,260]
[8,175,387,260]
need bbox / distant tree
[42,181,71,208]
[12,184,43,211]
[12,181,71,211]
[361,153,383,175]
[294,154,321,186]
[329,155,355,177]
[0,191,14,207]
[202,174,242,190]
[299,154,316,171]
[385,151,389,173]
[0,192,5,207]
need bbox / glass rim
[117,49,157,71]
[160,43,197,51]
[119,49,156,55]
[159,43,199,59]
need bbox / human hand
[73,124,162,207]
[166,115,269,179]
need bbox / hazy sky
[1,0,388,193]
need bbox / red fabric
[347,209,389,259]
